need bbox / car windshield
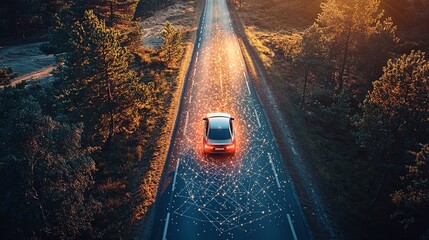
[208,128,231,140]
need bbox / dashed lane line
[287,213,298,240]
[268,153,281,189]
[162,212,171,240]
[183,111,189,136]
[254,109,261,128]
[172,158,181,192]
[245,80,251,95]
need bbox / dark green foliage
[86,0,142,49]
[352,51,429,232]
[0,67,16,86]
[0,86,99,239]
[391,144,429,233]
[311,0,398,92]
[41,0,88,54]
[57,10,154,147]
[354,50,429,161]
[159,21,183,66]
[41,0,141,54]
[0,0,69,39]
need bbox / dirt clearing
[141,1,198,48]
[0,42,55,86]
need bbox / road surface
[151,0,311,239]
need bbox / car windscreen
[208,128,231,140]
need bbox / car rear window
[208,128,231,140]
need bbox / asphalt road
[150,0,311,239]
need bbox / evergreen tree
[391,144,429,232]
[314,0,398,91]
[354,50,429,206]
[297,23,328,109]
[0,88,98,239]
[0,67,16,86]
[57,10,153,146]
[159,21,183,66]
[86,0,142,48]
[41,0,87,54]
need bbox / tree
[354,50,429,206]
[391,144,429,233]
[159,21,183,66]
[315,0,398,91]
[85,0,142,48]
[0,67,16,86]
[0,88,99,239]
[41,0,88,54]
[297,23,328,110]
[57,10,153,146]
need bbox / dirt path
[10,65,55,86]
[0,42,55,86]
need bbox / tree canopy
[57,10,153,146]
[0,87,98,239]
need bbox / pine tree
[86,0,141,48]
[391,144,429,231]
[159,21,183,67]
[41,0,88,54]
[297,23,328,110]
[0,89,98,239]
[315,0,398,91]
[354,50,429,206]
[57,10,153,146]
[0,67,16,86]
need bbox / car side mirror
[230,117,234,121]
[203,117,208,121]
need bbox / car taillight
[226,144,235,149]
[204,144,212,149]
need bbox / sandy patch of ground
[141,1,197,48]
[0,42,55,86]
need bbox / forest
[0,0,428,239]
[234,0,429,238]
[0,0,185,239]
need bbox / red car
[203,113,236,155]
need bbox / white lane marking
[189,95,192,104]
[245,80,251,95]
[193,68,197,76]
[172,158,180,192]
[195,56,198,64]
[198,42,201,48]
[199,37,202,42]
[254,109,261,128]
[243,72,251,94]
[184,111,189,135]
[268,153,281,188]
[162,212,171,240]
[196,51,199,58]
[287,214,298,240]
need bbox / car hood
[207,139,233,145]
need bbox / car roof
[209,117,230,130]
